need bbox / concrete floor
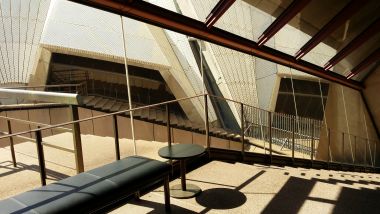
[0,133,379,213]
[111,160,380,214]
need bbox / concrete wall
[363,67,380,165]
[28,48,52,86]
[0,107,70,146]
[317,83,379,165]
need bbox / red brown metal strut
[258,0,311,46]
[294,0,368,60]
[347,48,380,79]
[205,0,236,28]
[325,18,380,71]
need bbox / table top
[158,144,205,160]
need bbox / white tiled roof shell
[41,0,170,68]
[0,0,50,84]
[179,0,261,117]
[149,0,217,121]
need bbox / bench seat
[0,156,171,213]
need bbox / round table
[158,144,205,199]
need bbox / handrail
[0,93,206,140]
[208,94,261,110]
[2,83,84,89]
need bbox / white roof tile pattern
[0,0,50,84]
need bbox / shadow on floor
[196,188,246,209]
[129,198,198,214]
[194,170,265,213]
[0,161,69,180]
[262,175,380,214]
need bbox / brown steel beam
[205,0,236,28]
[68,0,362,90]
[258,0,311,46]
[325,18,380,71]
[347,48,380,79]
[295,0,368,60]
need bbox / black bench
[0,156,171,213]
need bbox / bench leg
[134,191,141,201]
[164,175,171,212]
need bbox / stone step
[176,114,186,127]
[94,98,108,109]
[134,109,142,118]
[156,109,165,122]
[86,97,102,107]
[170,113,178,125]
[83,96,95,104]
[110,102,122,112]
[149,109,157,121]
[102,100,116,111]
[141,108,150,119]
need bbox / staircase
[81,95,250,146]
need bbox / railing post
[292,116,295,163]
[112,114,120,160]
[311,121,315,164]
[342,132,345,163]
[92,79,95,94]
[354,136,357,165]
[240,103,244,156]
[327,128,331,166]
[204,94,210,152]
[35,129,46,186]
[268,111,272,163]
[7,120,17,167]
[71,105,84,173]
[364,139,367,166]
[374,141,377,167]
[166,104,171,147]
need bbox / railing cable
[25,0,41,83]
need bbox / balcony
[0,92,379,213]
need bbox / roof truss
[68,0,362,90]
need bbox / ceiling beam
[205,0,236,28]
[324,18,380,70]
[67,0,362,90]
[258,0,311,46]
[294,0,368,60]
[347,48,380,79]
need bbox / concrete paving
[112,161,380,213]
[0,133,379,213]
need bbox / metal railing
[0,93,379,186]
[0,94,205,185]
[208,95,323,155]
[4,83,88,95]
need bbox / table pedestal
[170,183,201,199]
[170,159,201,199]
